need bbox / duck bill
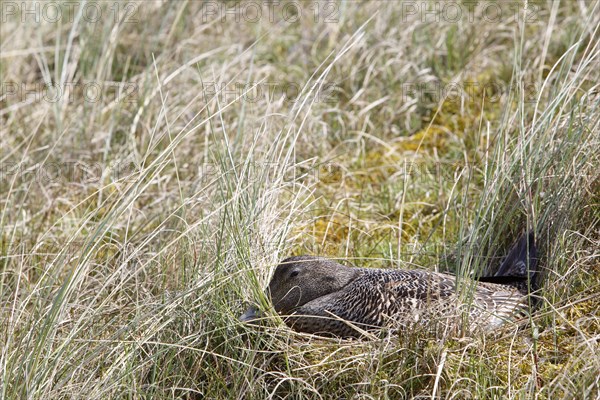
[239,305,261,322]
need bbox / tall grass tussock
[1,1,599,399]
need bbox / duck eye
[290,270,299,278]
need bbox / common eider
[240,233,538,338]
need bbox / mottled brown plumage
[241,233,538,338]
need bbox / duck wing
[286,269,457,337]
[288,269,528,337]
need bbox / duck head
[239,256,360,321]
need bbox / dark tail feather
[478,232,539,293]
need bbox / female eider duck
[240,233,538,338]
